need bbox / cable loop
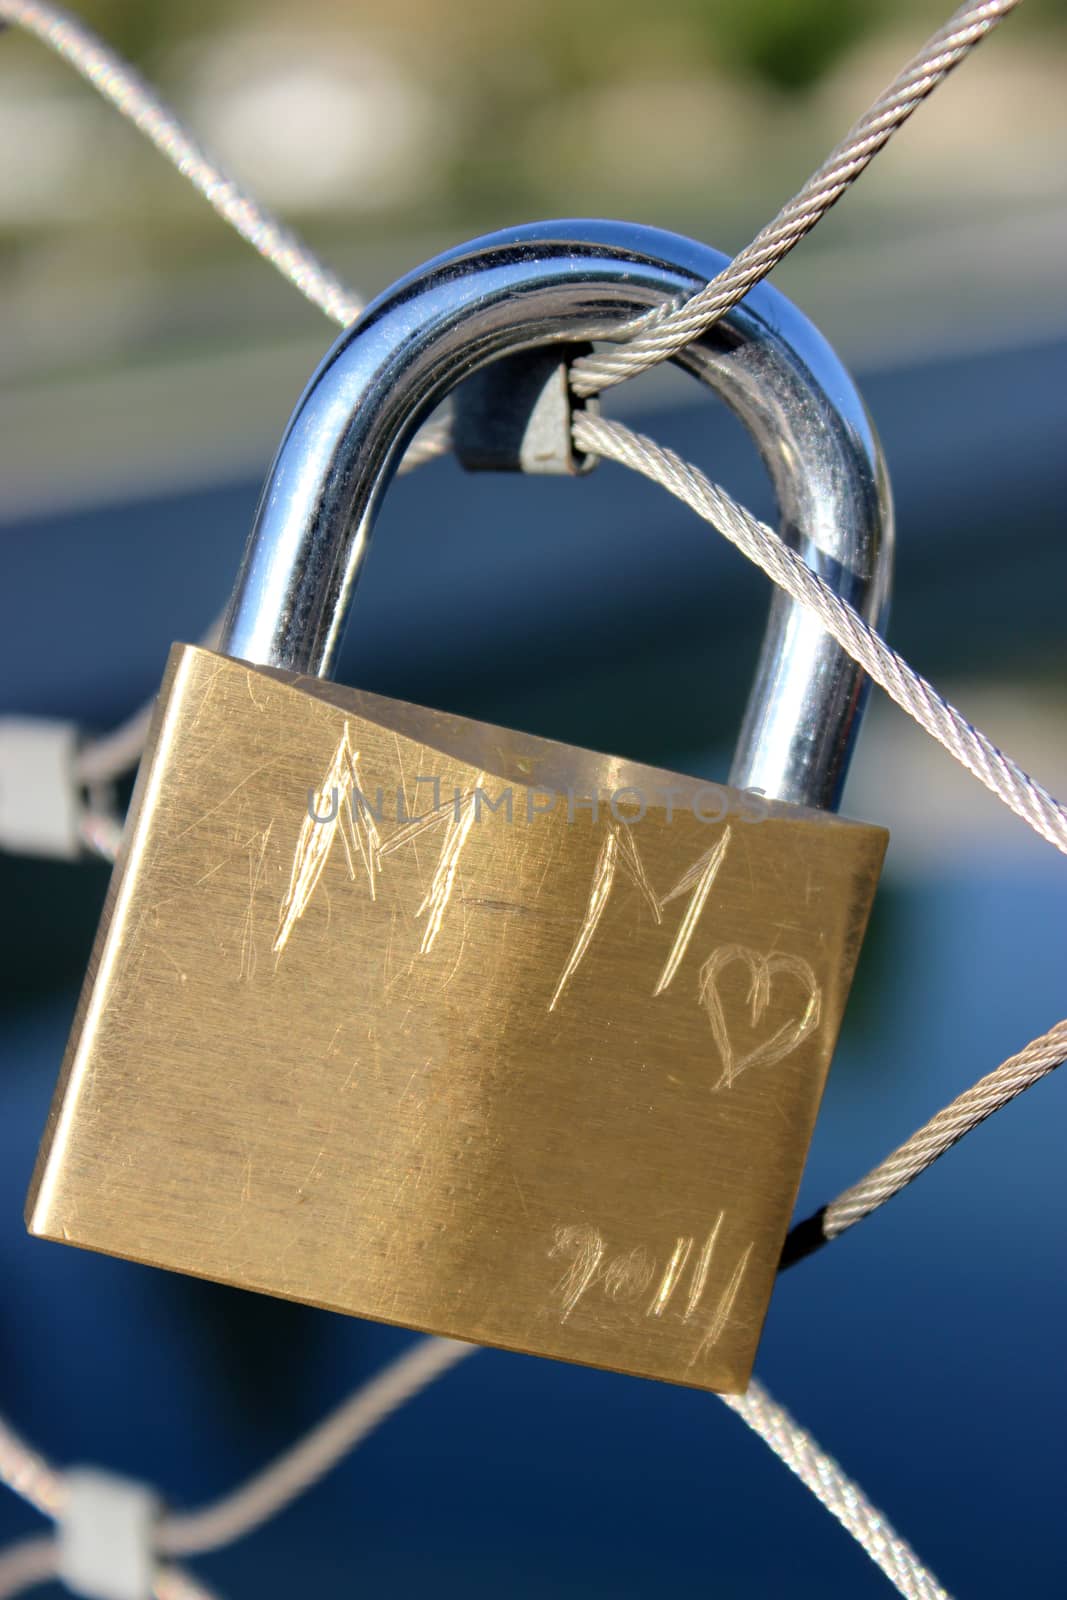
[0,8,1039,1600]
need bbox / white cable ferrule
[57,1468,159,1600]
[0,717,83,859]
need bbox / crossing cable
[0,1,450,810]
[570,0,1024,397]
[0,0,359,328]
[1,0,1022,794]
[0,1343,951,1600]
[570,408,1067,1265]
[781,1016,1067,1266]
[574,412,1067,858]
[0,5,1048,1598]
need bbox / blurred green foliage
[58,0,896,93]
[709,0,878,91]
[4,0,1063,333]
[32,0,1067,96]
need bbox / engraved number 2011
[549,1216,753,1370]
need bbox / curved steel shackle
[220,220,893,813]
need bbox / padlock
[27,221,891,1394]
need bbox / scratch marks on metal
[274,725,356,955]
[653,827,733,996]
[699,946,822,1090]
[277,739,820,1092]
[548,827,619,1012]
[239,822,273,980]
[647,1234,694,1317]
[602,1246,654,1301]
[549,821,734,1013]
[275,726,484,961]
[550,1223,605,1321]
[549,1217,754,1367]
[416,780,482,955]
[342,749,381,900]
[614,823,662,924]
[687,1242,754,1370]
[684,1211,723,1321]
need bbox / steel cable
[0,1341,951,1600]
[0,0,360,327]
[573,411,1067,858]
[0,7,1049,1599]
[783,1017,1067,1264]
[571,0,1023,396]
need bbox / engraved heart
[698,944,821,1091]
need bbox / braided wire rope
[0,1537,221,1600]
[568,411,1067,1264]
[0,0,446,813]
[570,0,1023,396]
[572,412,1067,858]
[0,1539,59,1600]
[721,1381,950,1600]
[0,0,359,328]
[0,3,1051,1598]
[0,1342,951,1600]
[788,1017,1067,1260]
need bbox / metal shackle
[220,220,893,812]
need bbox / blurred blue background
[2,3,1067,1596]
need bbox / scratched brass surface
[28,645,885,1392]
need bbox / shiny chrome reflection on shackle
[220,220,893,813]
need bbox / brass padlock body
[28,645,885,1393]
